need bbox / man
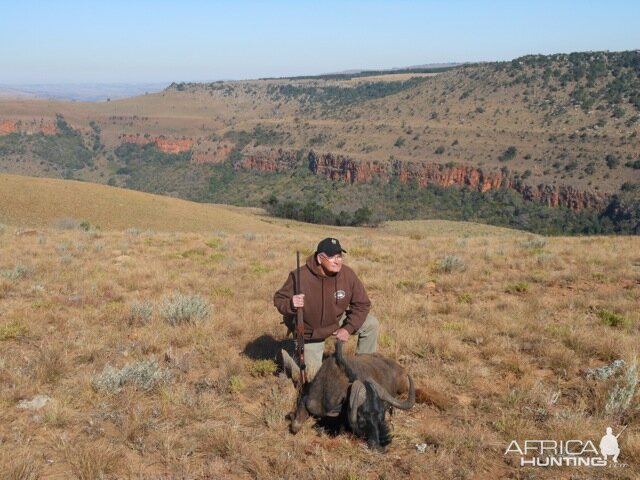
[600,427,621,463]
[274,237,379,378]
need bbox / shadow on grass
[242,334,295,362]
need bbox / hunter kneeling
[273,237,379,379]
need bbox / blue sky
[1,0,638,84]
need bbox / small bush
[498,146,518,162]
[605,154,620,169]
[506,282,530,294]
[598,309,631,328]
[606,360,637,417]
[160,293,211,326]
[251,261,271,274]
[249,359,278,377]
[228,375,245,394]
[92,358,170,393]
[437,255,466,273]
[0,265,33,281]
[0,223,6,235]
[128,301,153,325]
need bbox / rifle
[295,251,307,385]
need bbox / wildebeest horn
[348,380,367,431]
[369,375,415,410]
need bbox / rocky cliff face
[191,142,234,165]
[236,148,607,211]
[236,148,300,172]
[121,134,193,154]
[0,119,57,136]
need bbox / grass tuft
[0,320,29,340]
[55,436,123,479]
[127,301,153,325]
[0,455,42,480]
[505,281,530,294]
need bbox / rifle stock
[295,251,307,384]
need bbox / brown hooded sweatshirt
[273,254,371,341]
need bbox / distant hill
[0,83,168,102]
[0,50,638,234]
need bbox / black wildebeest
[282,341,447,450]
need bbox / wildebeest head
[345,356,415,450]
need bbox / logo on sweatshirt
[335,290,346,300]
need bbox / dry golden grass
[0,179,639,478]
[0,173,284,233]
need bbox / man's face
[317,252,343,275]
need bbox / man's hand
[332,327,349,342]
[292,294,305,309]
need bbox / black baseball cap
[316,237,347,256]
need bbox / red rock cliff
[236,148,606,211]
[121,134,193,153]
[0,119,57,136]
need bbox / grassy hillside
[1,177,639,478]
[0,173,279,233]
[0,50,639,234]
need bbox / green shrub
[160,293,211,325]
[458,292,473,304]
[249,360,278,378]
[506,282,530,294]
[624,159,640,169]
[598,309,631,328]
[606,154,620,169]
[0,320,29,340]
[498,146,518,162]
[227,375,245,394]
